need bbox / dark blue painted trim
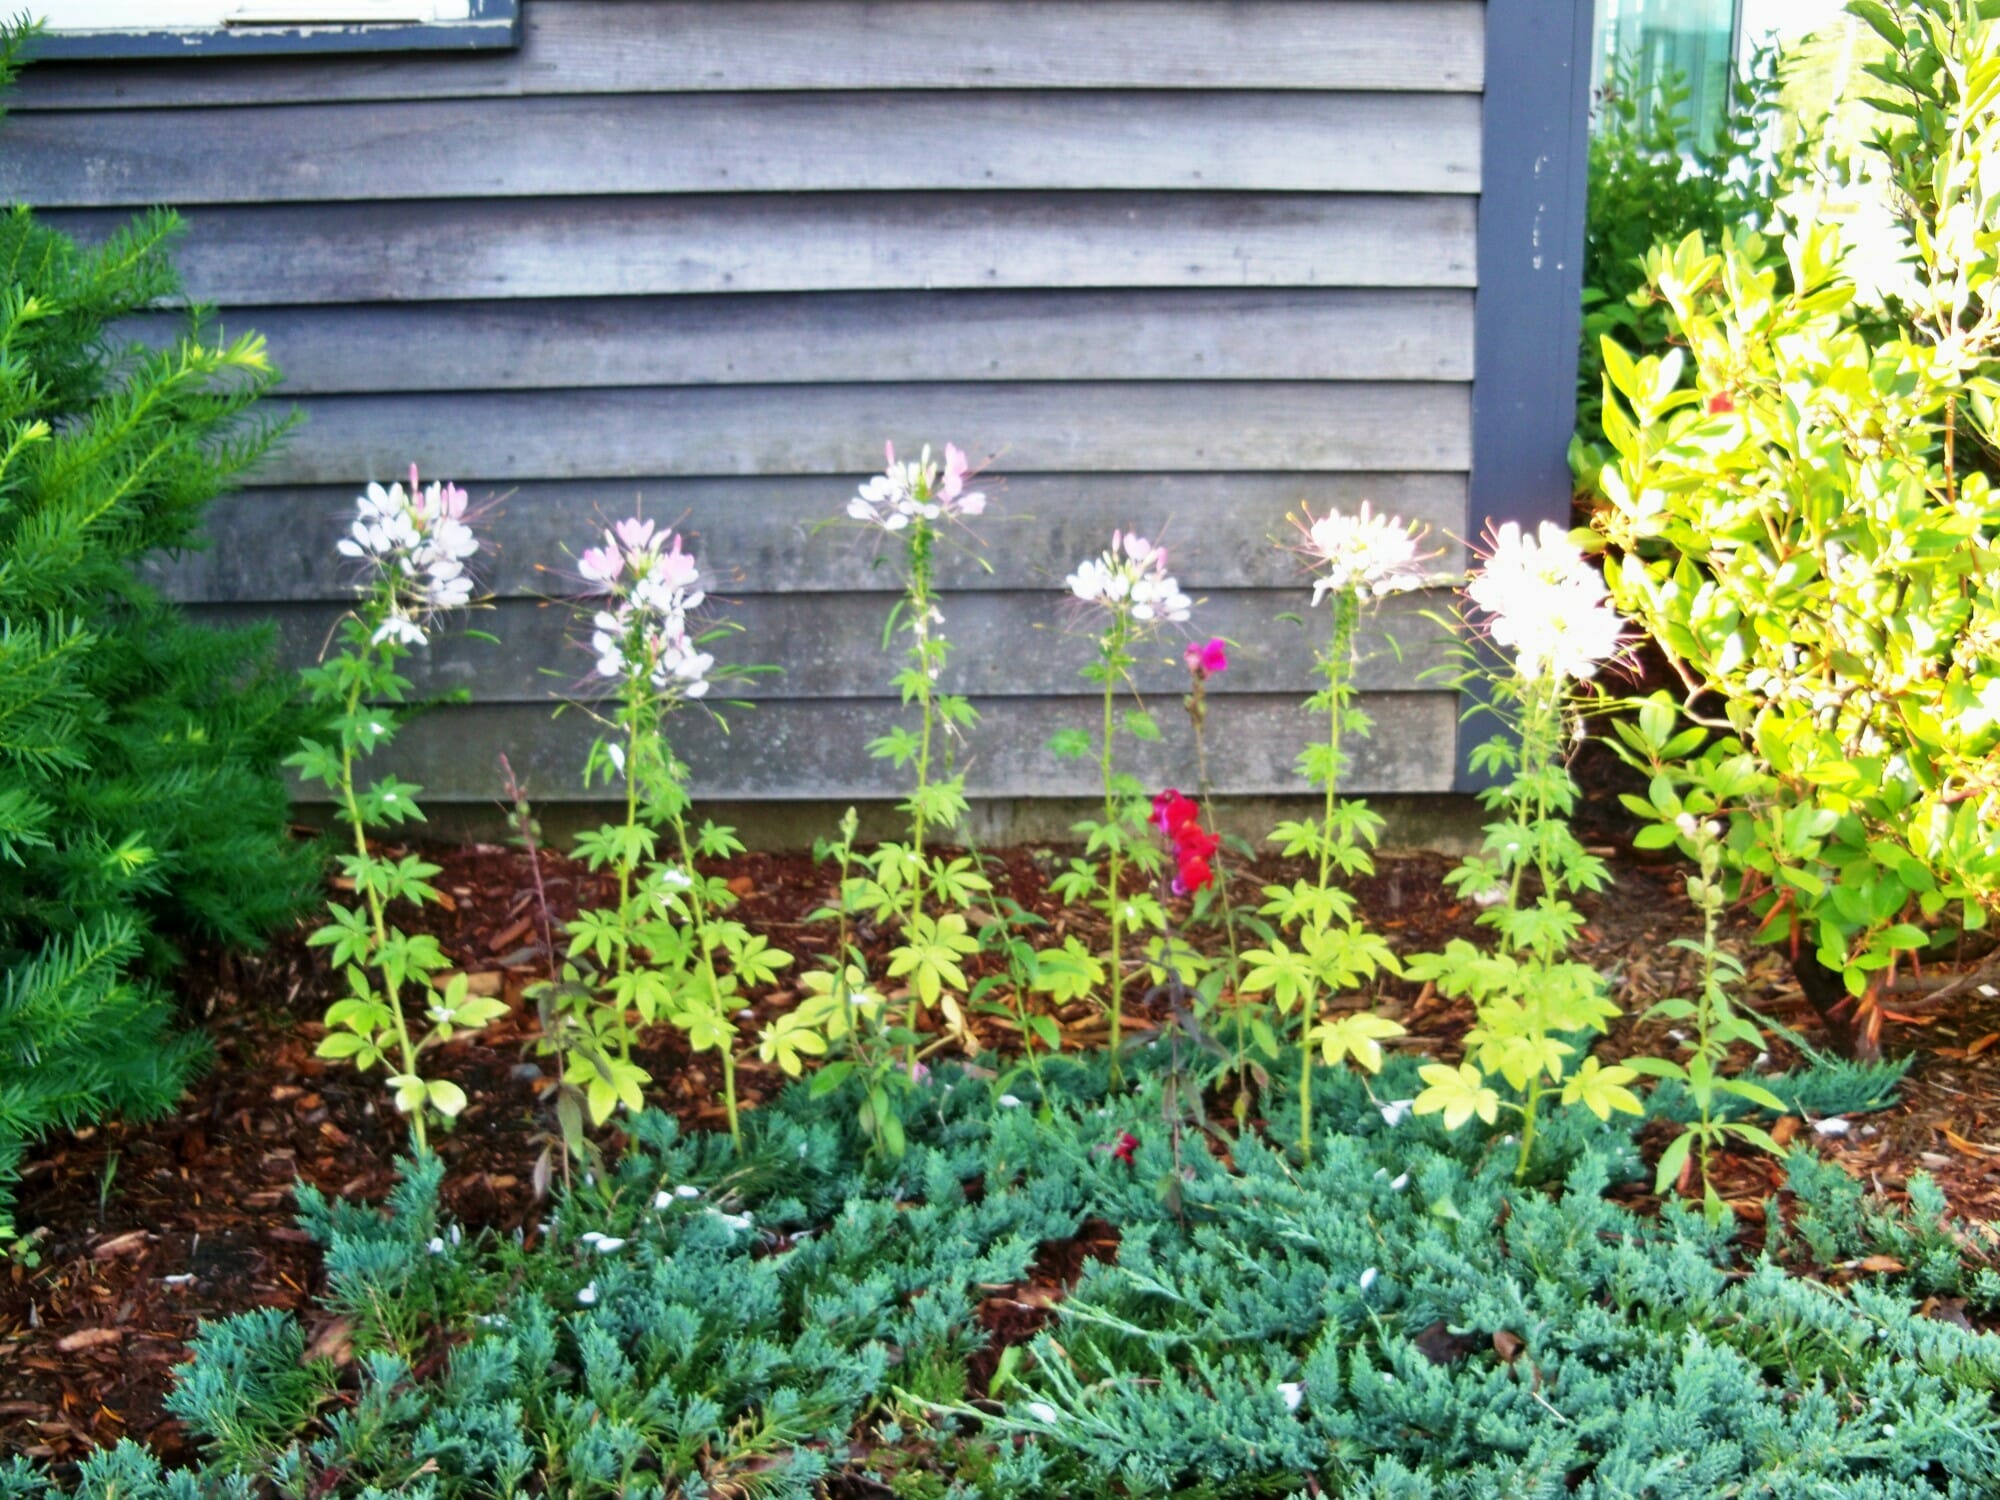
[28,0,518,60]
[1454,0,1596,792]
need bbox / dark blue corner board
[1456,0,1595,792]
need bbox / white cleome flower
[340,468,480,643]
[1067,531,1192,625]
[846,440,987,532]
[1465,520,1625,683]
[1299,502,1433,603]
[579,523,713,700]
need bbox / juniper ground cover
[12,1046,1999,1499]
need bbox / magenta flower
[1185,637,1229,676]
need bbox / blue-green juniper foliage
[8,1048,1996,1499]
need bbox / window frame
[26,0,519,60]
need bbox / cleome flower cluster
[1297,501,1432,605]
[335,464,480,647]
[1152,789,1219,894]
[1067,531,1192,625]
[578,517,714,699]
[1466,520,1624,683]
[846,441,987,533]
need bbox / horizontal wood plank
[45,194,1480,304]
[4,91,1480,207]
[323,691,1461,801]
[192,588,1457,701]
[154,473,1470,602]
[10,2,1485,109]
[249,383,1471,485]
[153,289,1475,394]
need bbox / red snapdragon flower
[1111,1131,1140,1165]
[1152,789,1219,894]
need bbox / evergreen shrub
[0,27,315,1234]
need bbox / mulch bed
[6,752,2000,1466]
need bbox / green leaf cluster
[1596,5,2000,1051]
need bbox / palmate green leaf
[1046,727,1093,761]
[1029,937,1106,1005]
[283,737,342,789]
[726,931,793,988]
[1121,708,1162,743]
[306,903,374,967]
[1312,1012,1405,1073]
[1414,1062,1501,1131]
[1239,943,1314,1014]
[1560,1058,1644,1122]
[313,1031,379,1067]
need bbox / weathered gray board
[189,589,1458,700]
[9,0,1492,804]
[11,2,1486,107]
[140,289,1475,394]
[251,384,1471,485]
[44,194,1479,304]
[368,694,1462,802]
[154,473,1470,603]
[2,93,1481,204]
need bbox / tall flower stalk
[293,469,501,1150]
[1240,505,1422,1160]
[841,444,992,1064]
[1049,532,1191,1085]
[849,443,987,923]
[1410,521,1639,1179]
[562,518,785,1147]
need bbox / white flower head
[340,465,481,643]
[846,440,988,533]
[1067,530,1192,628]
[577,518,713,701]
[1297,502,1433,604]
[1465,520,1626,683]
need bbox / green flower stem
[1516,1077,1542,1180]
[907,522,938,890]
[337,659,426,1153]
[1506,679,1562,1182]
[1319,590,1360,890]
[1100,646,1126,1087]
[612,702,643,1063]
[670,806,741,1147]
[901,524,939,1074]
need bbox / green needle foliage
[0,25,313,1237]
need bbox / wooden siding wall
[4,0,1485,804]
